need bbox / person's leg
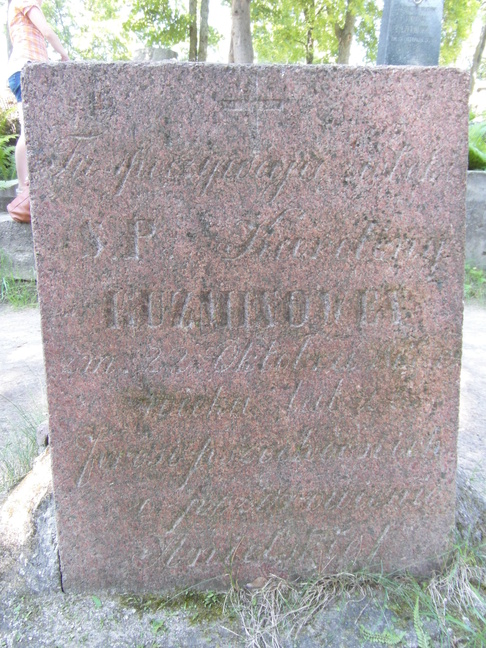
[8,72,28,191]
[15,103,28,191]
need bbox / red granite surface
[23,63,468,592]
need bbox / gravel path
[458,303,486,493]
[0,303,46,456]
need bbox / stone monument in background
[23,63,468,592]
[377,0,444,65]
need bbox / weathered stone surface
[466,171,486,270]
[377,0,444,66]
[0,183,18,211]
[23,63,468,592]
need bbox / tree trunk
[189,0,198,62]
[229,0,253,64]
[306,26,314,64]
[303,2,315,64]
[335,10,356,64]
[470,18,486,96]
[199,0,209,62]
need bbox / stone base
[466,171,486,270]
[0,184,18,212]
[0,212,35,281]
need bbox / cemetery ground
[0,288,485,646]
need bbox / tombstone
[23,63,468,593]
[133,47,178,62]
[377,0,444,66]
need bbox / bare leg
[15,103,28,191]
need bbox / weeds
[359,624,406,645]
[464,264,486,302]
[225,576,300,647]
[0,407,43,493]
[0,393,46,493]
[0,251,37,308]
[105,478,486,647]
[120,587,227,626]
[426,532,486,646]
[222,524,485,647]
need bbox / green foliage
[0,134,16,182]
[123,0,190,49]
[85,0,122,21]
[19,0,484,65]
[469,122,486,171]
[359,625,406,645]
[251,0,315,64]
[251,0,478,65]
[251,0,381,64]
[0,252,38,308]
[465,264,486,302]
[440,0,480,65]
[354,0,380,63]
[42,0,131,60]
[413,597,431,648]
[42,0,222,60]
[91,595,102,609]
[119,589,226,626]
[122,0,221,58]
[150,619,167,634]
[0,104,19,182]
[42,0,76,56]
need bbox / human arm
[26,5,69,61]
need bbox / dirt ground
[457,304,486,496]
[0,302,485,647]
[0,304,46,458]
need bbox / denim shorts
[8,71,22,102]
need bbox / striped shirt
[8,0,48,77]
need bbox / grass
[220,488,486,648]
[120,588,229,626]
[116,504,485,648]
[464,264,486,303]
[0,251,37,308]
[0,399,46,493]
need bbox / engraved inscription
[63,334,448,383]
[63,354,115,375]
[390,3,439,46]
[55,135,452,204]
[129,386,251,421]
[78,212,450,280]
[75,421,444,488]
[103,286,414,332]
[167,152,326,203]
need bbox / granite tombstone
[23,63,468,592]
[377,0,444,66]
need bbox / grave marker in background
[377,0,444,66]
[24,63,468,592]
